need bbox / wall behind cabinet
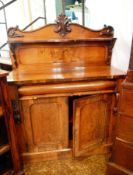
[86,0,133,71]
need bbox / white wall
[0,0,56,58]
[86,0,133,71]
[0,0,56,31]
[27,0,56,30]
[5,0,29,29]
[45,0,56,24]
[0,0,28,58]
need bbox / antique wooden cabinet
[107,38,133,175]
[7,15,126,164]
[0,70,22,174]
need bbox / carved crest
[8,26,24,38]
[54,14,72,37]
[100,25,114,37]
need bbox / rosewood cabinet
[106,82,133,175]
[0,70,22,174]
[106,39,133,175]
[7,15,126,164]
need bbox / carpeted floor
[24,155,107,175]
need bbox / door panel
[120,88,133,115]
[112,139,133,172]
[73,94,113,157]
[117,115,133,143]
[19,97,68,153]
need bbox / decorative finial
[100,25,114,37]
[54,14,72,37]
[8,26,24,38]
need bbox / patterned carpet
[24,155,107,175]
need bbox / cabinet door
[19,96,68,153]
[73,94,113,157]
[107,87,133,175]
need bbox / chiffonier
[7,14,126,164]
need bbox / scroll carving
[100,25,114,37]
[54,14,71,37]
[8,26,24,38]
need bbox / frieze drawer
[18,80,116,96]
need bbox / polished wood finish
[73,94,114,157]
[0,70,23,174]
[8,65,125,85]
[112,139,133,172]
[8,22,114,41]
[14,43,111,64]
[107,86,133,175]
[106,38,133,175]
[19,97,68,153]
[8,21,116,69]
[8,19,126,163]
[18,81,116,96]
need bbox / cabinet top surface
[8,65,126,85]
